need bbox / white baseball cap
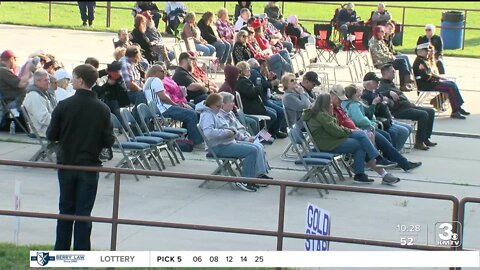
[53,69,72,81]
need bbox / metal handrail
[457,197,480,251]
[0,159,463,256]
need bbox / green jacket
[303,109,352,151]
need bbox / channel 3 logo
[435,222,462,247]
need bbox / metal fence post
[110,172,121,251]
[276,184,287,251]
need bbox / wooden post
[49,1,52,22]
[462,10,467,50]
[106,1,111,28]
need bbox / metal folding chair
[303,121,353,180]
[287,127,335,198]
[196,124,240,189]
[280,105,298,161]
[304,43,355,84]
[20,105,55,162]
[234,91,270,130]
[0,96,29,134]
[186,37,217,79]
[134,106,183,165]
[107,113,154,181]
[145,101,188,139]
[118,108,167,170]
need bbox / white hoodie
[196,101,235,148]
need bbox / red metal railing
[0,159,466,256]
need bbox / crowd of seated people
[1,1,472,192]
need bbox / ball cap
[1,50,15,60]
[304,71,321,86]
[53,69,72,81]
[416,42,431,50]
[330,84,347,101]
[178,52,196,62]
[363,72,381,82]
[107,61,122,72]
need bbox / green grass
[0,242,273,270]
[0,243,52,270]
[0,1,479,57]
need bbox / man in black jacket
[47,64,114,251]
[377,64,436,151]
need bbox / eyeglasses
[425,29,432,31]
[290,79,297,83]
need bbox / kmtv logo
[435,222,462,247]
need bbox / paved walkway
[0,25,479,263]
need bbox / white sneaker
[234,182,257,192]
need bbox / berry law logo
[31,252,55,266]
[435,221,462,247]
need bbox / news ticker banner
[30,251,480,268]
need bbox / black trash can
[441,11,464,49]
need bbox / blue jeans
[195,43,216,56]
[375,130,409,168]
[212,41,231,64]
[340,24,349,40]
[239,141,268,175]
[128,90,147,106]
[331,130,379,174]
[392,58,411,86]
[281,41,294,53]
[269,19,285,33]
[78,1,95,23]
[395,54,412,74]
[265,99,286,131]
[265,106,280,134]
[158,50,175,62]
[267,50,293,79]
[163,106,203,145]
[389,121,411,151]
[212,142,259,177]
[393,106,435,143]
[55,169,99,250]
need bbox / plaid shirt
[216,19,234,40]
[120,57,142,91]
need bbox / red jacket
[333,105,357,130]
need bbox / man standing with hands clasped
[47,64,114,250]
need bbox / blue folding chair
[108,113,154,181]
[118,108,168,170]
[287,127,335,197]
